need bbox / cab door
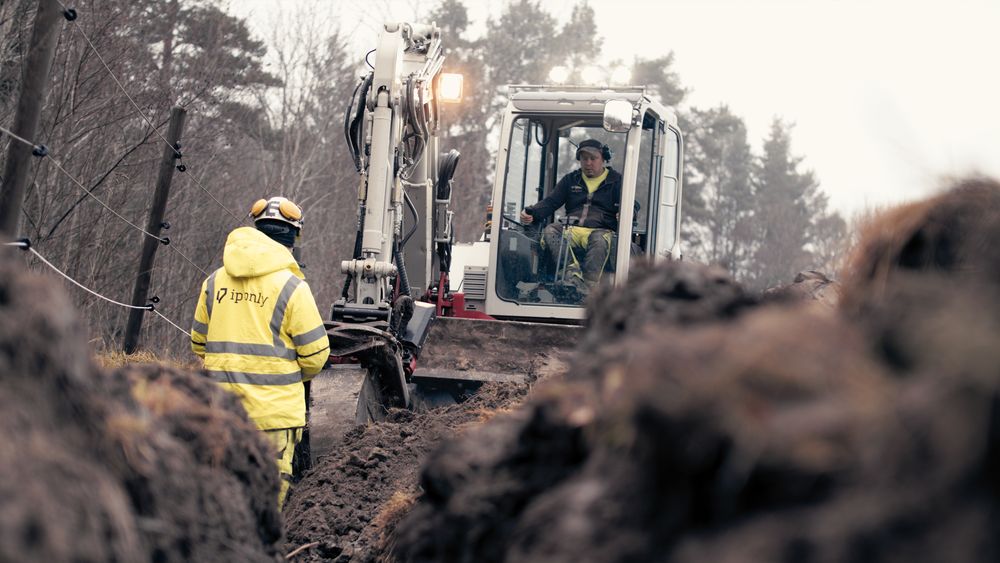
[632,111,682,261]
[653,123,683,259]
[622,109,683,265]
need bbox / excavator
[304,21,684,462]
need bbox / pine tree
[555,2,602,73]
[810,210,848,273]
[631,54,686,107]
[482,0,560,91]
[749,119,824,289]
[684,105,754,277]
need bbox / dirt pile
[762,269,840,307]
[282,382,529,562]
[0,251,282,562]
[840,176,1000,305]
[390,177,1000,562]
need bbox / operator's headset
[575,142,612,162]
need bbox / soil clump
[0,251,282,562]
[762,269,840,307]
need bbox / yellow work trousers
[540,224,613,285]
[263,427,302,510]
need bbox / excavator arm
[329,22,458,418]
[340,21,443,313]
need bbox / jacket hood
[223,226,303,279]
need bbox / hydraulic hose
[341,203,367,300]
[343,77,363,170]
[436,149,460,199]
[345,72,373,173]
[340,72,374,299]
[400,77,428,181]
[435,150,461,274]
[394,241,411,297]
[400,190,419,247]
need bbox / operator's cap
[576,139,605,159]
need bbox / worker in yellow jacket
[191,196,330,508]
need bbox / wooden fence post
[0,0,63,237]
[123,106,187,354]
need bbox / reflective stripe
[270,276,302,350]
[205,271,218,319]
[208,370,302,386]
[192,320,208,334]
[292,324,327,346]
[205,341,297,360]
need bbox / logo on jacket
[217,287,269,307]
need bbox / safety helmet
[249,196,304,230]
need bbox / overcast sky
[240,0,1000,219]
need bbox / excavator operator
[520,138,622,294]
[191,196,330,509]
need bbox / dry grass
[468,406,514,424]
[96,350,202,371]
[371,490,418,561]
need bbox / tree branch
[43,123,164,240]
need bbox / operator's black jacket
[525,167,623,231]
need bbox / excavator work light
[610,66,632,85]
[438,73,464,103]
[548,66,570,84]
[581,65,603,85]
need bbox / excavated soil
[283,382,530,561]
[387,176,1000,562]
[0,250,282,562]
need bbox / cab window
[495,117,626,307]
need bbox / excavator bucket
[413,316,581,385]
[303,316,581,464]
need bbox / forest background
[0,0,846,354]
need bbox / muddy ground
[283,382,531,562]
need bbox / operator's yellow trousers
[263,427,302,510]
[540,224,613,284]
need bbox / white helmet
[249,196,303,230]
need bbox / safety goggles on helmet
[249,196,304,230]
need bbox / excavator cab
[474,86,684,322]
[493,123,625,305]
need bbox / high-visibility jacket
[191,227,330,430]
